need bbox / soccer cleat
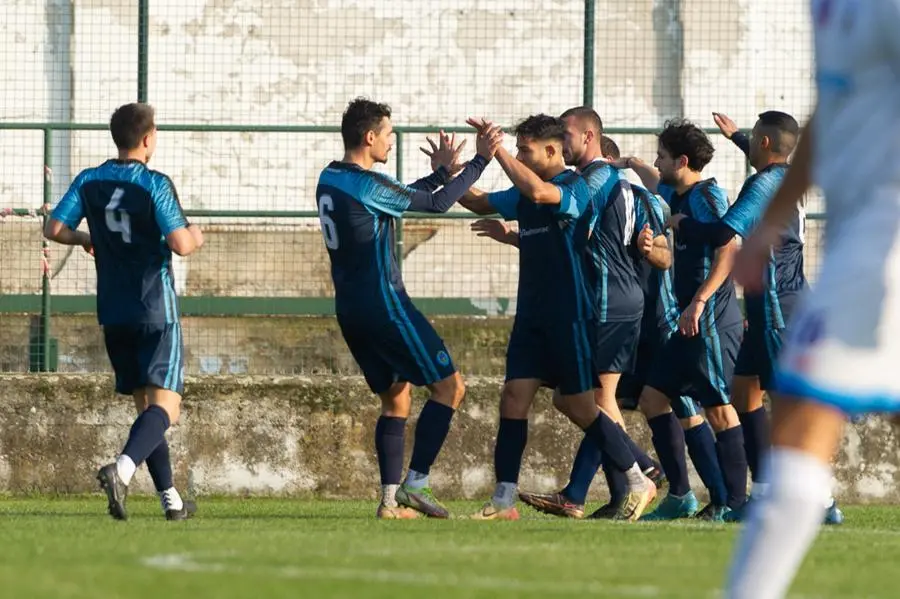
[587,500,620,520]
[96,463,128,521]
[165,499,198,521]
[824,500,844,525]
[643,464,667,489]
[517,490,584,519]
[722,500,748,523]
[468,501,520,521]
[640,491,700,521]
[376,503,420,520]
[695,503,731,522]
[395,485,450,519]
[613,481,657,522]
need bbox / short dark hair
[756,110,800,155]
[559,106,603,135]
[600,135,620,159]
[657,119,715,171]
[514,114,566,143]
[341,97,392,150]
[109,103,156,150]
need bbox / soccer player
[473,114,666,519]
[669,110,842,525]
[613,120,747,521]
[44,103,201,521]
[315,98,502,519]
[459,114,657,521]
[726,2,900,596]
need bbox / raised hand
[466,117,491,135]
[421,130,468,174]
[471,218,511,242]
[712,112,739,140]
[637,223,654,257]
[475,124,504,160]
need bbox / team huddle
[39,2,900,597]
[316,98,828,526]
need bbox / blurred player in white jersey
[726,1,900,597]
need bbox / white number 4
[105,187,132,244]
[318,194,339,250]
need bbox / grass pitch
[1,497,898,599]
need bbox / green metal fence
[0,1,820,375]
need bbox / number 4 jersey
[51,159,188,326]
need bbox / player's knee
[551,389,570,417]
[705,404,739,432]
[430,373,465,409]
[500,384,531,419]
[638,389,670,419]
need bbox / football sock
[726,448,831,599]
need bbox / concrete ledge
[0,375,895,502]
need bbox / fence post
[40,128,53,371]
[395,131,404,274]
[583,0,596,106]
[138,0,149,102]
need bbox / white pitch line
[141,553,841,599]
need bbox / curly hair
[658,119,715,171]
[514,114,566,143]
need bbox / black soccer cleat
[165,499,198,521]
[97,463,129,521]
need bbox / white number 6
[105,187,132,243]
[318,194,339,250]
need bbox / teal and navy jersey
[722,163,807,329]
[580,161,644,323]
[488,170,593,323]
[659,179,743,330]
[50,159,187,326]
[315,157,487,315]
[632,187,680,341]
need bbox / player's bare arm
[166,224,204,257]
[471,219,519,247]
[734,110,815,293]
[43,218,93,255]
[609,156,661,194]
[458,187,496,215]
[493,145,561,204]
[679,238,739,337]
[638,224,671,269]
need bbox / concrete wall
[0,374,896,503]
[0,1,821,303]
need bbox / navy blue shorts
[594,318,641,375]
[338,304,456,394]
[103,323,184,396]
[616,329,701,418]
[646,324,743,409]
[506,317,598,396]
[734,325,785,391]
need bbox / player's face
[748,121,764,165]
[562,117,587,166]
[369,117,394,164]
[515,136,554,174]
[654,144,680,186]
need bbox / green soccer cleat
[639,491,700,521]
[395,485,450,519]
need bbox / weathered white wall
[0,1,819,300]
